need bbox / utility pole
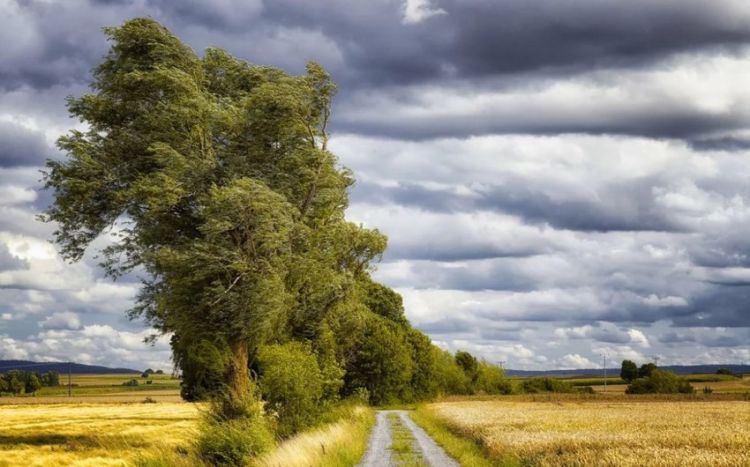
[68,361,72,397]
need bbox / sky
[1,0,749,371]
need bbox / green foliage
[123,379,140,387]
[42,371,60,387]
[0,370,59,395]
[406,328,437,401]
[455,351,479,383]
[521,378,576,394]
[620,360,638,383]
[431,348,471,395]
[475,362,512,395]
[24,374,42,395]
[343,317,414,405]
[638,363,657,378]
[361,278,407,324]
[257,342,325,437]
[43,17,386,419]
[626,369,695,394]
[197,407,274,466]
[173,336,228,401]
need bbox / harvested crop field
[423,398,750,466]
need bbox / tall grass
[252,404,374,467]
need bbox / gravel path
[359,410,459,467]
[359,410,395,467]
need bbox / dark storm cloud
[688,136,750,152]
[356,179,683,233]
[429,0,750,80]
[0,122,55,167]
[9,0,750,89]
[659,329,748,347]
[672,286,750,327]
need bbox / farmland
[0,374,181,404]
[419,397,750,466]
[0,402,199,466]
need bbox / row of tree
[42,18,512,464]
[0,370,60,395]
[620,360,694,394]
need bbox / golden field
[424,398,750,466]
[0,402,199,466]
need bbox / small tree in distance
[25,374,42,395]
[620,360,638,383]
[638,362,657,378]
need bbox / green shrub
[197,417,274,466]
[257,342,324,438]
[197,397,274,466]
[343,317,414,405]
[475,362,512,395]
[431,348,470,395]
[626,369,695,394]
[521,378,576,394]
[123,379,140,387]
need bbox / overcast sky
[1,0,749,371]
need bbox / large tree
[43,18,385,417]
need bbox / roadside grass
[251,403,374,467]
[387,412,427,467]
[411,405,513,467]
[421,398,750,466]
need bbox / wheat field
[425,398,750,466]
[0,403,199,466]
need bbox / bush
[521,378,576,394]
[638,363,657,378]
[123,379,140,387]
[257,342,324,438]
[197,396,274,466]
[431,348,470,395]
[197,417,274,466]
[475,362,512,395]
[626,369,695,394]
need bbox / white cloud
[558,353,597,369]
[39,311,81,330]
[402,0,446,24]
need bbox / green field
[0,374,181,404]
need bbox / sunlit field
[0,402,199,466]
[423,398,750,466]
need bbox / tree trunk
[222,337,251,419]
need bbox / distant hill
[0,360,140,374]
[505,364,750,378]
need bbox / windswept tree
[43,18,385,419]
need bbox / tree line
[0,370,60,395]
[620,360,694,394]
[42,18,511,465]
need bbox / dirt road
[359,410,459,467]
